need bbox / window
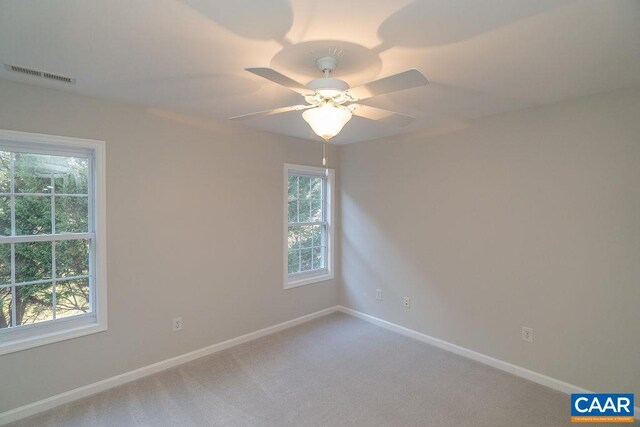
[284,164,334,288]
[0,130,106,355]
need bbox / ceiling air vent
[4,64,76,84]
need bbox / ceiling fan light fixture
[302,104,352,140]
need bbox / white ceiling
[1,0,639,144]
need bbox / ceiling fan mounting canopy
[315,56,338,73]
[231,54,429,141]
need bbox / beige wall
[0,79,339,413]
[339,88,640,396]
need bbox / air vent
[4,64,75,84]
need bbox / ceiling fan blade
[229,104,312,121]
[348,69,428,101]
[350,104,415,127]
[245,67,310,95]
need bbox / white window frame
[0,129,107,355]
[284,163,334,289]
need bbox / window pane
[298,176,311,199]
[311,226,322,247]
[287,200,298,223]
[15,153,88,195]
[15,283,53,326]
[310,177,322,200]
[56,278,89,319]
[289,225,321,251]
[54,158,89,194]
[298,200,311,222]
[288,224,325,274]
[300,248,313,271]
[305,225,318,248]
[288,249,300,274]
[0,151,10,193]
[55,196,89,233]
[287,175,297,201]
[56,239,89,278]
[288,226,301,250]
[0,287,11,329]
[15,195,52,235]
[0,196,10,236]
[0,244,10,285]
[15,241,52,284]
[14,153,54,194]
[312,247,325,270]
[310,200,322,222]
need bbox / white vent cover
[4,64,76,84]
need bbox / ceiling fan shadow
[270,39,383,84]
[377,0,574,49]
[181,0,293,43]
[111,73,262,107]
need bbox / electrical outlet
[521,326,533,343]
[403,296,411,308]
[376,289,382,300]
[172,317,183,332]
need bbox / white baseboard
[337,305,640,420]
[4,305,637,424]
[0,306,340,425]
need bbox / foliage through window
[0,149,93,330]
[285,164,333,288]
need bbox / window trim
[0,129,107,355]
[283,163,334,289]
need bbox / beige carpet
[9,312,637,426]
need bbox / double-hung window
[284,164,334,288]
[0,130,106,355]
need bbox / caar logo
[571,393,635,423]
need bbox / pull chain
[322,140,329,176]
[322,140,327,167]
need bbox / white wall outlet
[376,289,382,300]
[521,326,533,343]
[172,317,183,332]
[403,296,411,308]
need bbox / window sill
[285,271,334,289]
[0,316,107,356]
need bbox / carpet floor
[9,312,637,427]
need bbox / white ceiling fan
[231,56,429,141]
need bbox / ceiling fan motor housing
[307,56,350,104]
[304,56,353,104]
[307,77,349,93]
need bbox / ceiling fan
[231,56,429,142]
